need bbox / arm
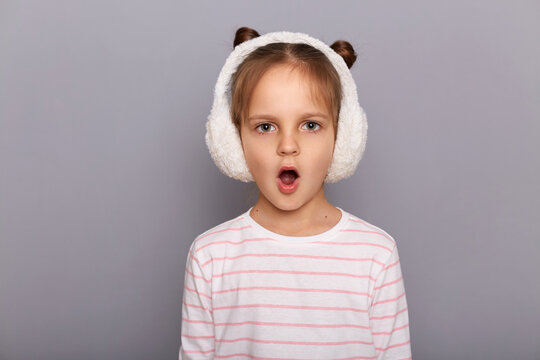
[179,242,215,359]
[369,244,412,359]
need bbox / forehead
[247,65,329,119]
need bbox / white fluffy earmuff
[205,31,368,183]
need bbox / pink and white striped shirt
[179,206,412,359]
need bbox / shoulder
[188,210,249,255]
[340,208,398,256]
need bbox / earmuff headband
[205,31,368,183]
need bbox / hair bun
[330,40,357,69]
[233,27,260,48]
[233,28,357,69]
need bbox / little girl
[179,27,411,359]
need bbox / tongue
[280,172,297,185]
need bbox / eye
[302,121,321,132]
[255,123,276,133]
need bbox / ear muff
[205,31,367,183]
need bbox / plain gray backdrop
[1,1,539,359]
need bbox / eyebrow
[247,112,329,122]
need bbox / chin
[275,202,301,212]
[258,178,315,212]
[268,194,306,212]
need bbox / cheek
[302,140,334,179]
[242,137,271,177]
[306,137,334,161]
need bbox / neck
[249,185,339,236]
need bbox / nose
[277,131,299,156]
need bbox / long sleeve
[179,242,215,360]
[369,244,412,359]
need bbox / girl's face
[240,64,335,212]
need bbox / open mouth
[278,166,299,185]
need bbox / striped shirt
[179,206,412,359]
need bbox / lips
[277,165,300,193]
[277,165,300,190]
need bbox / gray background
[1,1,539,359]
